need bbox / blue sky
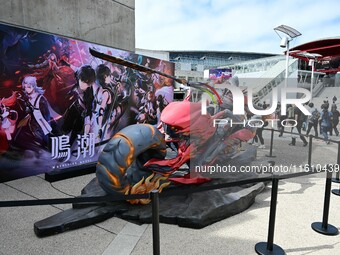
[135,0,340,54]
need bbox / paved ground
[1,129,340,255]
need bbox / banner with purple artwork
[0,22,174,182]
[209,68,232,84]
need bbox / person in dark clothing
[322,99,329,110]
[320,105,333,144]
[330,107,339,136]
[250,115,266,148]
[306,102,319,137]
[289,105,308,146]
[62,65,95,147]
[333,96,337,103]
[276,102,286,137]
[253,121,267,149]
[331,102,337,112]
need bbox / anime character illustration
[0,23,175,182]
[136,89,157,124]
[107,67,137,134]
[132,61,169,119]
[94,64,119,141]
[27,51,76,114]
[0,92,19,153]
[61,65,95,148]
[11,76,52,153]
[155,94,168,125]
[133,79,147,107]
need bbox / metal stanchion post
[266,129,276,158]
[255,177,285,255]
[332,142,340,196]
[332,186,340,196]
[312,167,339,235]
[151,190,160,255]
[332,142,340,184]
[307,135,313,167]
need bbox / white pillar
[285,40,290,88]
[310,59,315,98]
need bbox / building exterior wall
[175,68,203,82]
[168,51,276,85]
[135,48,169,61]
[0,0,135,52]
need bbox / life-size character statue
[91,47,268,203]
[34,50,270,236]
[96,99,262,204]
[92,49,265,204]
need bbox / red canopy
[288,37,340,73]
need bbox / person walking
[333,95,337,103]
[320,105,333,144]
[249,114,267,149]
[306,102,320,137]
[253,118,267,149]
[331,107,339,136]
[289,104,308,146]
[276,102,286,137]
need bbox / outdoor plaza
[1,128,340,255]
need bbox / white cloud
[136,0,340,54]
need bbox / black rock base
[34,176,265,237]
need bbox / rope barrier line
[0,171,317,208]
[160,171,319,198]
[1,126,335,208]
[0,193,149,207]
[160,176,271,197]
[263,128,340,144]
[0,142,336,255]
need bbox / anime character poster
[209,68,232,84]
[0,22,174,182]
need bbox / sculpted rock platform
[34,174,265,237]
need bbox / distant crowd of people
[248,96,339,149]
[276,95,339,146]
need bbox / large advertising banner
[0,22,174,182]
[208,68,232,84]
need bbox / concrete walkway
[1,132,340,255]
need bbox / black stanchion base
[311,222,339,236]
[331,189,340,196]
[265,155,276,158]
[255,242,285,255]
[331,178,340,183]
